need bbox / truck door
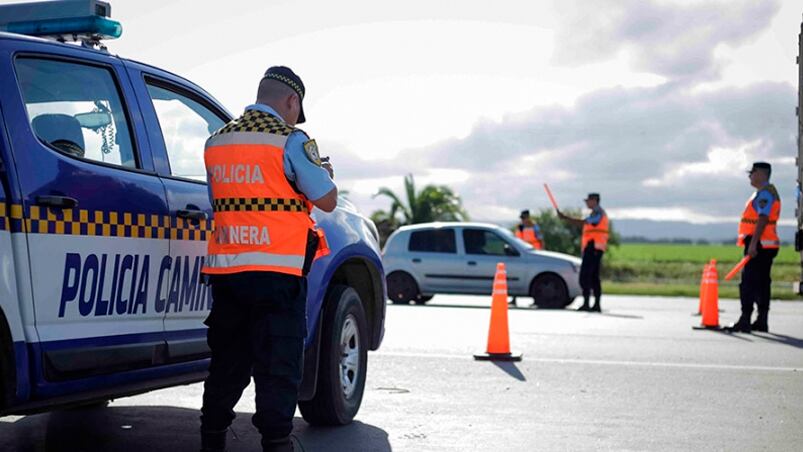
[4,51,170,385]
[127,63,227,363]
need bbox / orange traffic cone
[474,263,522,361]
[693,259,721,330]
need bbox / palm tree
[373,173,468,230]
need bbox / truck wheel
[299,285,368,426]
[386,271,419,304]
[530,273,569,309]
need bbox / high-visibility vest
[516,225,543,250]
[737,184,781,249]
[202,109,323,276]
[581,210,609,252]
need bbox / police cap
[262,66,306,124]
[748,161,771,175]
[520,209,530,219]
[585,193,600,202]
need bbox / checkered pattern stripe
[0,203,212,241]
[0,203,8,232]
[262,73,304,98]
[213,197,308,213]
[213,110,294,137]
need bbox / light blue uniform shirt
[752,184,775,217]
[585,206,604,225]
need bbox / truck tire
[530,273,569,309]
[299,285,368,426]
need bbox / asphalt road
[2,294,802,451]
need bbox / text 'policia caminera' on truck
[59,253,212,318]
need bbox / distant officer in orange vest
[725,162,780,333]
[558,193,609,312]
[515,210,545,250]
[200,66,337,452]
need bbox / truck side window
[145,82,226,181]
[15,58,138,168]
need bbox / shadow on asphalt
[598,312,644,320]
[490,361,527,382]
[0,405,391,452]
[752,332,803,349]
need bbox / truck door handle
[35,195,78,209]
[177,209,208,221]
[467,261,477,266]
[412,258,422,263]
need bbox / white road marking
[374,351,801,373]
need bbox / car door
[460,227,526,294]
[128,64,228,363]
[406,227,467,293]
[4,50,170,385]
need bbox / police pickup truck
[0,0,385,426]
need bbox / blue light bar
[1,15,122,39]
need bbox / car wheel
[386,271,420,304]
[530,273,569,309]
[299,285,368,426]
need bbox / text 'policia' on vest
[582,211,610,251]
[738,184,781,249]
[202,109,327,277]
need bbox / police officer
[725,162,781,333]
[200,66,337,452]
[557,193,609,312]
[516,210,545,250]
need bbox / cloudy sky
[106,0,801,225]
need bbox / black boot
[751,313,768,332]
[590,303,601,312]
[724,317,751,334]
[263,436,294,452]
[200,428,227,452]
[576,303,590,312]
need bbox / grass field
[603,243,801,301]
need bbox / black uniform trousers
[200,271,307,440]
[579,242,604,304]
[739,236,777,322]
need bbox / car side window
[15,57,138,168]
[463,229,509,256]
[409,229,456,253]
[145,81,226,181]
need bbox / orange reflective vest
[737,184,781,249]
[581,210,609,252]
[202,109,327,276]
[516,225,543,250]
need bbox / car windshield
[500,228,534,250]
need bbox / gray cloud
[551,0,780,80]
[383,81,796,221]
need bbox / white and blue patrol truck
[0,0,385,426]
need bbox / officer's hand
[322,161,334,179]
[747,244,758,258]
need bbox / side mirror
[504,244,519,257]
